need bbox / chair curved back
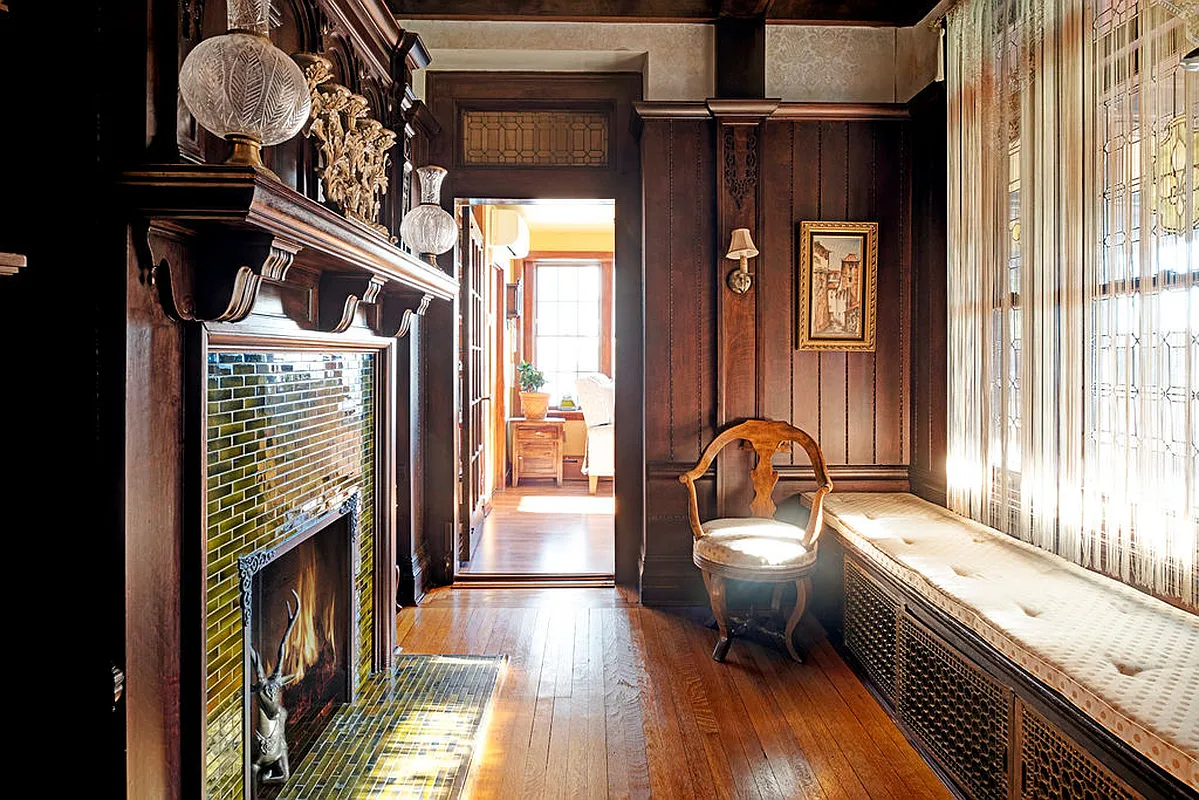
[678,419,833,548]
[574,373,614,428]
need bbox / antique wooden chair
[679,419,833,662]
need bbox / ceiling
[390,1,941,27]
[496,201,616,231]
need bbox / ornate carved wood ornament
[295,54,397,240]
[724,126,758,210]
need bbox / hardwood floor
[397,588,952,799]
[460,483,615,576]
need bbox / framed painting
[797,221,878,351]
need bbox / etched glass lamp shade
[178,0,311,174]
[401,166,458,262]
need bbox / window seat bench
[806,491,1198,799]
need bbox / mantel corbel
[372,291,432,338]
[145,222,302,323]
[318,273,387,333]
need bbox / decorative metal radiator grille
[844,559,900,704]
[1017,701,1141,800]
[898,615,1011,800]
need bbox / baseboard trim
[453,572,615,589]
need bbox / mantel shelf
[121,164,456,330]
[0,252,26,277]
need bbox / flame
[280,548,337,683]
[323,592,337,667]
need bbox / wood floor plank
[722,638,828,800]
[670,608,778,800]
[748,642,867,800]
[499,609,553,799]
[647,608,736,799]
[601,607,651,800]
[631,608,700,800]
[392,588,949,800]
[784,625,906,800]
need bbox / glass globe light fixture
[401,166,458,263]
[179,0,311,175]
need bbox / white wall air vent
[492,209,531,259]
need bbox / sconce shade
[726,227,759,260]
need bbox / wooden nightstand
[511,417,565,487]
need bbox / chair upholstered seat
[695,516,816,571]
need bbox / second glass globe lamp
[401,166,458,262]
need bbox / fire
[281,549,337,683]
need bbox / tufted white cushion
[695,517,817,571]
[811,492,1199,792]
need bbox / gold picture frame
[797,221,879,351]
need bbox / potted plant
[516,361,550,420]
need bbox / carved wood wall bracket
[373,291,432,338]
[148,224,302,323]
[723,126,758,210]
[318,273,386,333]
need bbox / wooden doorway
[421,71,644,591]
[456,201,617,581]
[458,205,489,563]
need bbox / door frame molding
[423,71,645,590]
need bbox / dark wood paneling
[641,117,717,605]
[391,0,939,25]
[643,119,717,466]
[909,83,948,505]
[759,118,911,472]
[641,112,915,604]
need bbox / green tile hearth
[276,655,507,800]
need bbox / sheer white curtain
[1085,0,1197,605]
[947,0,1198,607]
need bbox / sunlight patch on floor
[516,494,614,515]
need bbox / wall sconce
[725,227,758,294]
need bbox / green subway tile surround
[205,351,377,800]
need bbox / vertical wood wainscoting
[639,106,917,605]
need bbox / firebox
[238,495,358,799]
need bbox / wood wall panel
[909,84,948,504]
[757,119,911,471]
[642,117,717,604]
[643,118,717,466]
[641,112,916,604]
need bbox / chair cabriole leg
[702,570,732,661]
[784,577,810,663]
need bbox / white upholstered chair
[574,373,614,494]
[679,419,833,662]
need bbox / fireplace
[238,495,358,799]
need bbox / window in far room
[523,258,613,405]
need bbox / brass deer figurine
[250,589,301,792]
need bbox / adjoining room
[455,200,617,579]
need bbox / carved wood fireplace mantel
[121,164,456,333]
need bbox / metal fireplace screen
[241,499,357,799]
